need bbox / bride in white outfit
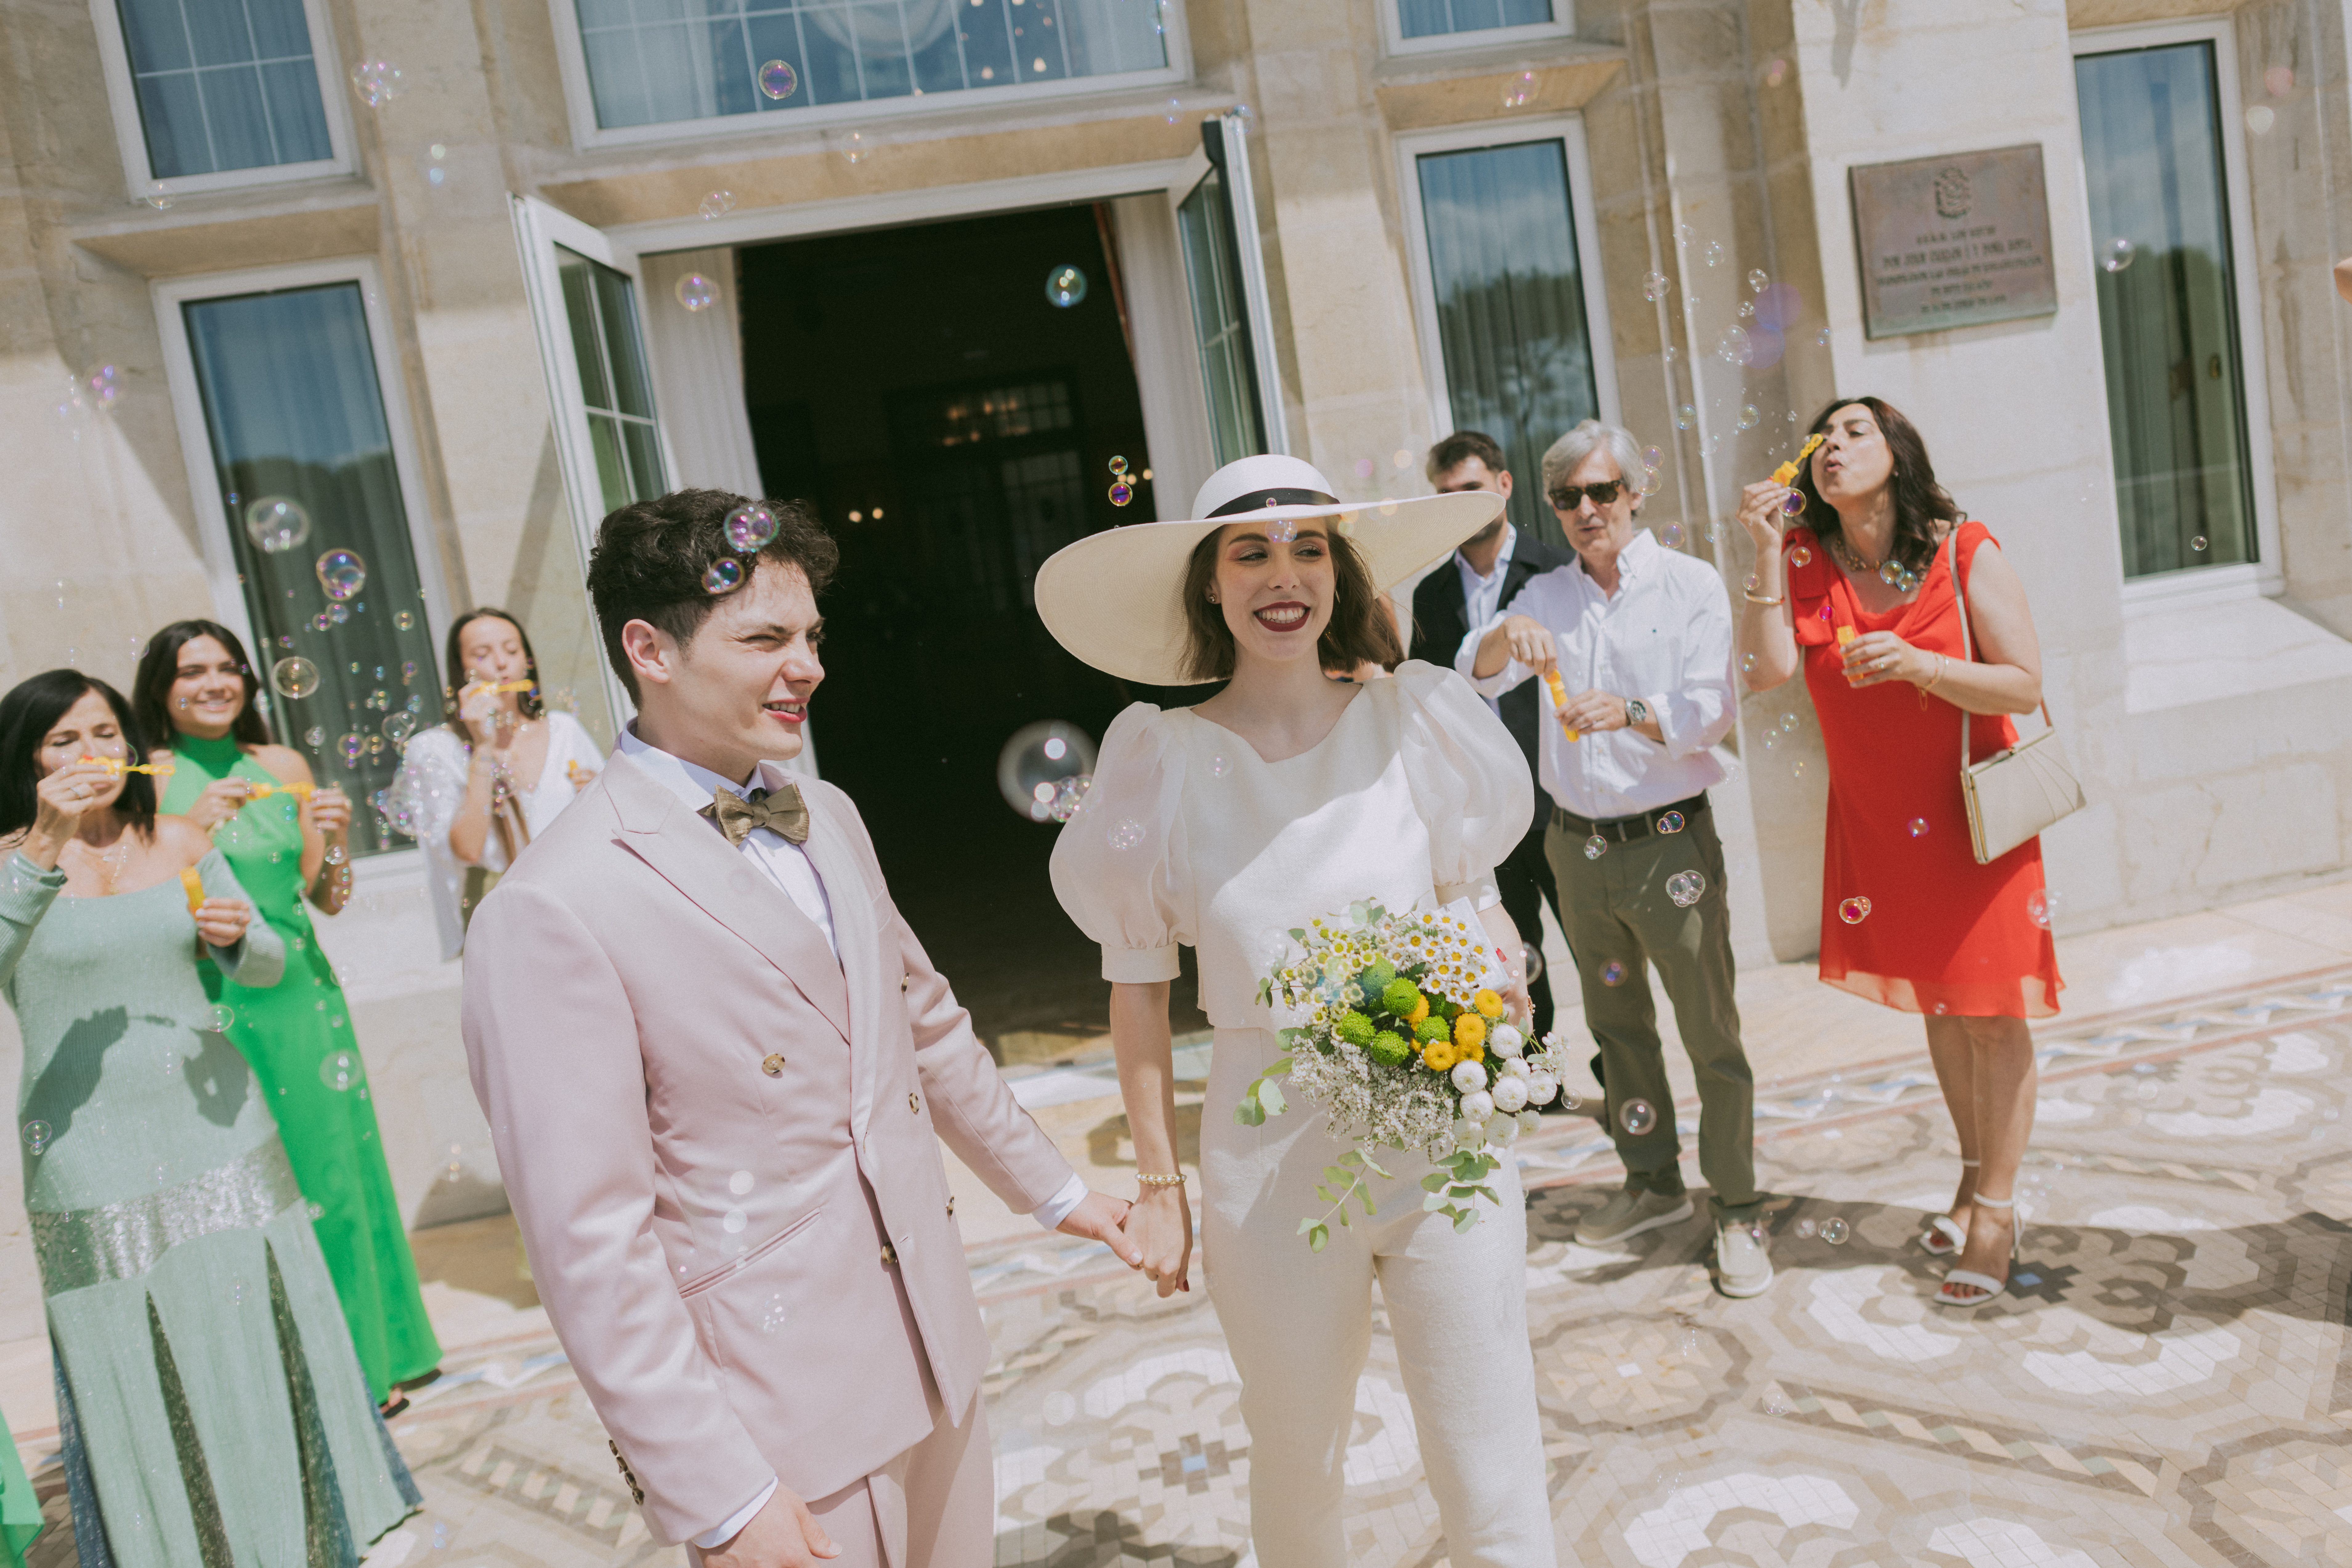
[1041,456,1557,1566]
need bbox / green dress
[0,1397,40,1566]
[160,736,441,1402]
[5,849,419,1565]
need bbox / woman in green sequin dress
[135,623,441,1409]
[0,1400,41,1567]
[4,671,418,1565]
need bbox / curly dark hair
[1179,524,1403,683]
[0,671,158,841]
[1787,395,1962,577]
[586,490,840,701]
[132,619,271,752]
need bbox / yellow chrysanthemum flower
[1474,989,1505,1019]
[1405,996,1430,1025]
[1421,1041,1457,1073]
[1454,1012,1487,1050]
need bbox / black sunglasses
[1547,479,1628,510]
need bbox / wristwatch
[1624,697,1650,729]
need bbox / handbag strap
[1946,524,2054,764]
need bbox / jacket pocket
[676,1205,825,1299]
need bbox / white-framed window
[2072,16,2280,609]
[548,0,1190,150]
[1394,116,1618,545]
[1382,0,1573,57]
[89,0,356,199]
[151,258,453,858]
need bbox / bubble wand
[82,756,174,777]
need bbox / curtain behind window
[2076,42,2257,578]
[1416,139,1600,548]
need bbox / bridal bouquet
[1237,899,1566,1251]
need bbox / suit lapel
[794,790,881,1137]
[604,754,852,1046]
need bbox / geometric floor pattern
[18,970,2352,1565]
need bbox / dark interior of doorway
[737,204,1212,1063]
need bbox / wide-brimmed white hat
[1034,453,1504,686]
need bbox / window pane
[1399,0,1553,41]
[555,248,668,507]
[1176,168,1264,468]
[1415,139,1598,547]
[570,0,1171,130]
[2076,42,2256,578]
[182,283,439,858]
[114,0,332,176]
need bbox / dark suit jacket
[1409,530,1578,781]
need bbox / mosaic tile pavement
[17,970,2352,1566]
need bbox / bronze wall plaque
[1849,144,2058,338]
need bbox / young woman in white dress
[393,609,605,957]
[1042,456,1557,1567]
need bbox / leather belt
[1550,792,1709,846]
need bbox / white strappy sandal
[1921,1158,1979,1257]
[1935,1192,2018,1309]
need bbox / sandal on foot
[1935,1192,2018,1309]
[1923,1159,1979,1256]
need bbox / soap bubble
[725,504,779,551]
[1816,327,1832,347]
[1778,713,1798,734]
[1747,269,1768,293]
[1108,455,1128,475]
[1109,481,1133,506]
[698,189,737,220]
[349,60,404,107]
[1642,446,1664,469]
[1675,405,1695,431]
[1164,97,1184,124]
[757,59,798,99]
[997,720,1096,817]
[702,558,742,594]
[675,273,718,312]
[1641,271,1671,302]
[1739,653,1757,674]
[2191,536,2208,552]
[1837,895,1872,924]
[1267,516,1297,544]
[208,1002,235,1031]
[271,657,321,699]
[84,364,121,410]
[2027,889,2058,927]
[1812,1217,1848,1245]
[383,712,417,743]
[1791,758,1807,779]
[2246,105,2275,134]
[316,549,366,601]
[1106,818,1145,851]
[1738,404,1760,431]
[144,181,173,209]
[1045,265,1088,307]
[1795,1218,1817,1239]
[1674,223,1693,244]
[1715,326,1752,365]
[1619,1099,1657,1135]
[1047,775,1091,821]
[1503,71,1535,107]
[2265,64,2294,96]
[319,1049,364,1091]
[21,1120,51,1156]
[305,726,325,747]
[1661,523,1684,549]
[1600,960,1626,986]
[1738,300,1755,318]
[1703,241,1723,267]
[2100,237,2135,273]
[339,733,364,765]
[1666,870,1706,907]
[1584,833,1606,861]
[245,497,311,554]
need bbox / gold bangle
[1135,1172,1187,1189]
[1742,590,1785,606]
[1922,653,1947,692]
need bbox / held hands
[1556,689,1631,735]
[1120,1185,1193,1298]
[193,897,253,948]
[693,1485,838,1568]
[1055,1189,1142,1269]
[1840,630,1929,688]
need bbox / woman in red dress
[1734,397,2060,1308]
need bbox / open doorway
[735,205,1212,1061]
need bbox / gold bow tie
[702,783,809,847]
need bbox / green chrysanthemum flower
[1379,978,1423,1018]
[1335,1010,1376,1048]
[1366,1030,1411,1068]
[1362,958,1398,992]
[1414,1015,1451,1045]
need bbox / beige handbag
[1948,530,2085,864]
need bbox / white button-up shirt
[1453,523,1517,719]
[1454,529,1736,820]
[615,726,1086,1546]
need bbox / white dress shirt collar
[614,725,798,809]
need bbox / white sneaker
[1715,1219,1775,1298]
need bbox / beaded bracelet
[1135,1172,1188,1189]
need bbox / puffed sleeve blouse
[1050,661,1532,1030]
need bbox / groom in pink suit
[462,490,1137,1567]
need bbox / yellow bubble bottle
[1542,670,1579,740]
[179,866,206,913]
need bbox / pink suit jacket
[460,750,1076,1545]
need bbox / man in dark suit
[1409,430,1574,1036]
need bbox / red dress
[1788,520,2063,1019]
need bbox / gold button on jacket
[880,1242,898,1266]
[761,1053,786,1076]
[908,1092,921,1114]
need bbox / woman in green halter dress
[4,670,417,1564]
[135,623,441,1410]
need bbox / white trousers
[1200,1028,1557,1568]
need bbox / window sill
[1371,34,1621,86]
[2122,594,2352,715]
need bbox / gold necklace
[1826,532,1882,574]
[72,833,132,895]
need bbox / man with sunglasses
[1453,419,1767,1299]
[1408,431,1574,1035]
